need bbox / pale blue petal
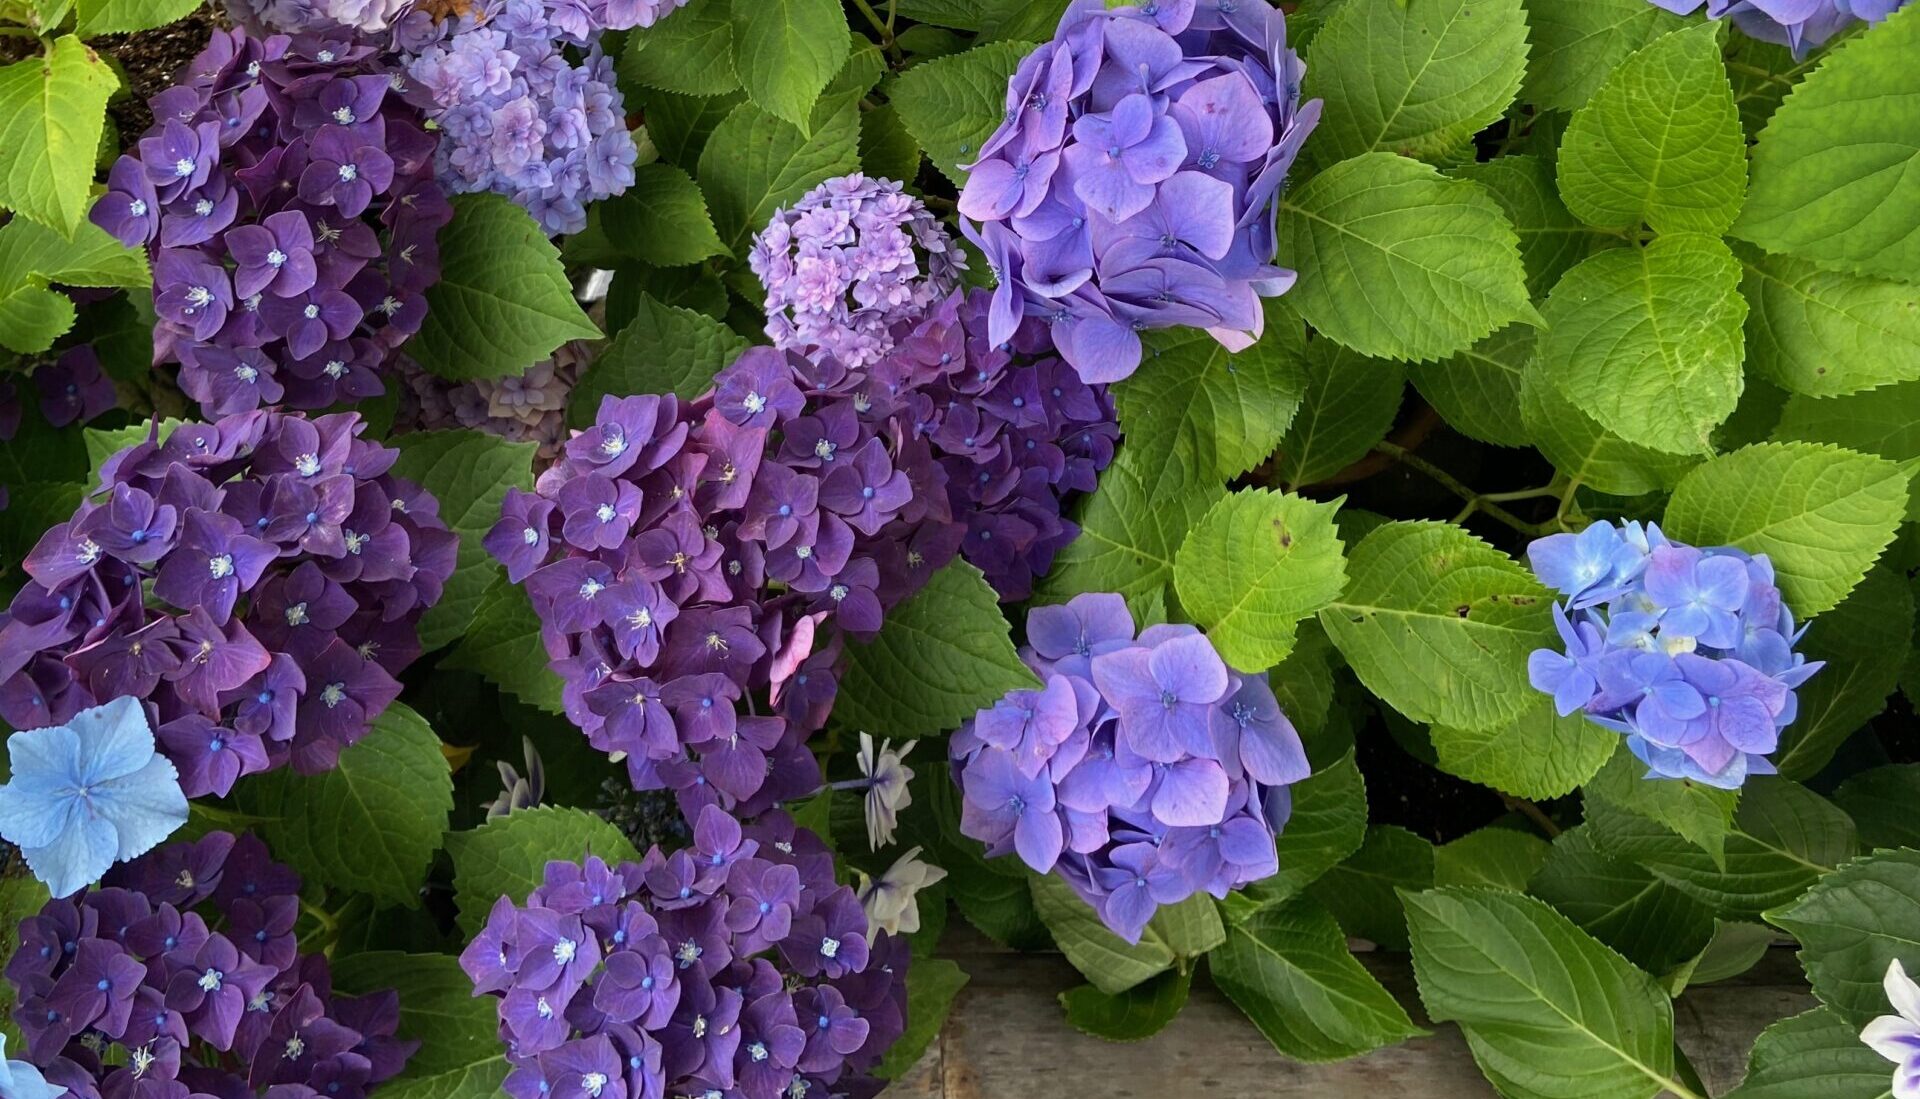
[0,780,81,850]
[24,814,118,898]
[66,695,156,784]
[89,754,188,861]
[4,725,82,787]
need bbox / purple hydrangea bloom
[32,347,118,429]
[951,593,1308,942]
[0,411,457,793]
[459,811,907,1099]
[1647,0,1911,55]
[1524,520,1823,788]
[959,0,1320,383]
[3,831,417,1098]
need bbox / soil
[91,3,227,138]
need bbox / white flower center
[285,601,309,626]
[194,199,214,216]
[235,364,258,383]
[536,996,554,1019]
[129,199,148,216]
[749,1042,768,1063]
[581,1073,607,1098]
[283,1036,305,1060]
[820,936,840,959]
[303,304,321,319]
[198,968,223,992]
[344,530,366,554]
[324,360,346,379]
[173,157,195,177]
[552,938,577,964]
[743,391,766,413]
[794,545,813,560]
[295,453,321,476]
[814,439,836,461]
[332,107,355,124]
[208,553,235,579]
[321,682,346,708]
[77,539,102,565]
[596,503,616,523]
[692,1014,707,1038]
[248,989,273,1012]
[316,49,335,61]
[337,163,357,182]
[579,578,604,599]
[628,607,652,628]
[186,286,213,307]
[521,526,540,545]
[267,249,288,267]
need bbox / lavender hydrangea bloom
[391,340,594,462]
[459,812,907,1099]
[0,411,456,793]
[748,174,967,370]
[1524,520,1823,788]
[1647,0,1911,55]
[960,0,1320,383]
[4,831,416,1098]
[951,594,1308,942]
[89,27,449,419]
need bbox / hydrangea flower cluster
[0,410,458,792]
[459,808,907,1099]
[5,831,417,1098]
[393,2,641,236]
[31,348,119,430]
[1648,0,1910,55]
[1525,520,1823,789]
[390,341,594,463]
[224,0,412,35]
[951,593,1308,942]
[749,174,968,371]
[91,27,448,418]
[958,0,1320,383]
[483,286,1113,816]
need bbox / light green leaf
[1557,24,1746,235]
[619,0,739,96]
[889,40,1034,187]
[447,806,640,935]
[234,703,453,909]
[639,89,743,170]
[1771,565,1911,779]
[389,431,536,652]
[1276,335,1405,487]
[1833,764,1920,851]
[1539,232,1746,456]
[1455,155,1611,297]
[73,0,200,35]
[0,280,74,352]
[1520,0,1690,111]
[1725,1006,1901,1099]
[1663,441,1909,617]
[0,876,51,1049]
[1772,384,1920,524]
[0,36,118,235]
[600,162,726,267]
[446,574,566,714]
[1039,435,1224,618]
[1519,356,1698,497]
[1029,872,1220,995]
[1434,827,1550,892]
[1242,750,1368,906]
[834,559,1038,738]
[1431,695,1618,800]
[1767,848,1920,1026]
[331,953,507,1099]
[568,293,749,423]
[727,0,848,133]
[1740,243,1920,398]
[1211,894,1424,1061]
[1174,490,1347,672]
[1304,0,1530,164]
[0,215,150,289]
[1404,887,1681,1099]
[1281,152,1537,363]
[875,957,969,1078]
[1320,520,1554,732]
[1059,969,1190,1043]
[1308,824,1434,950]
[1734,5,1920,281]
[1584,739,1741,861]
[1529,827,1718,976]
[1409,323,1533,449]
[413,194,599,381]
[698,97,861,252]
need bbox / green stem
[1373,443,1549,537]
[1502,795,1562,839]
[851,0,903,60]
[1553,475,1585,533]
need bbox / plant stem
[1372,442,1548,537]
[1501,795,1562,839]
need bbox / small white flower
[1863,959,1920,1098]
[857,732,915,850]
[856,846,948,938]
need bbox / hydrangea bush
[2,0,1920,1096]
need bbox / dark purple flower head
[34,347,118,429]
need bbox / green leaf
[1303,0,1529,165]
[1663,441,1909,618]
[446,574,566,714]
[1276,335,1405,487]
[1768,848,1920,1026]
[727,0,848,133]
[0,36,118,234]
[1435,827,1550,891]
[389,431,536,653]
[1307,824,1434,950]
[889,40,1034,188]
[1059,969,1191,1043]
[893,0,989,28]
[1538,232,1747,456]
[1588,777,1856,919]
[639,89,743,169]
[1211,895,1424,1061]
[1409,323,1533,449]
[1672,918,1777,990]
[568,293,749,423]
[73,0,200,35]
[413,194,599,381]
[1520,0,1690,111]
[1320,521,1554,731]
[834,559,1038,738]
[1557,24,1747,235]
[1725,1006,1901,1099]
[600,163,726,267]
[1455,155,1610,297]
[1772,384,1920,524]
[1772,565,1912,779]
[860,103,921,184]
[1404,887,1681,1099]
[1529,827,1718,976]
[1519,356,1700,497]
[1734,4,1920,281]
[233,703,452,909]
[1115,303,1308,484]
[619,0,739,96]
[1431,695,1618,800]
[1584,739,1741,861]
[1242,750,1368,906]
[0,214,149,288]
[1028,871,1175,995]
[1281,152,1538,363]
[1739,243,1920,398]
[698,97,861,253]
[1173,490,1347,672]
[331,953,507,1099]
[1039,436,1225,618]
[1833,765,1920,850]
[0,279,74,352]
[447,806,641,936]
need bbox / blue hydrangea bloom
[1524,521,1822,789]
[1648,0,1911,56]
[0,1032,64,1099]
[0,696,189,898]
